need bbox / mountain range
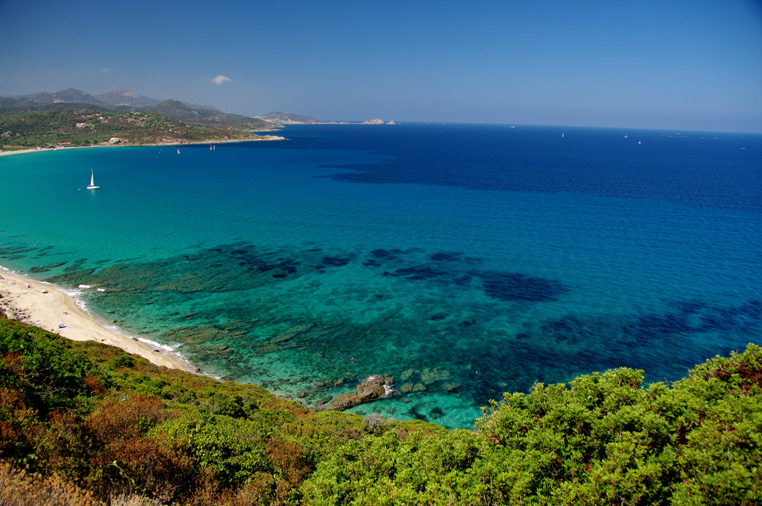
[0,88,218,111]
[0,88,391,128]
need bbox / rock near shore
[315,374,394,412]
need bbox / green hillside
[0,107,277,149]
[144,100,271,130]
[1,317,759,505]
[0,89,279,150]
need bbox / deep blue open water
[1,124,760,428]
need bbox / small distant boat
[637,139,642,145]
[561,132,565,138]
[624,133,628,139]
[177,148,181,154]
[86,169,99,190]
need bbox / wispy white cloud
[211,75,231,85]
[101,67,112,73]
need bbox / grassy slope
[1,317,760,505]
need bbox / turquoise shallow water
[1,124,760,429]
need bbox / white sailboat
[86,169,99,190]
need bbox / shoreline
[0,267,197,373]
[0,133,286,158]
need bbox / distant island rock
[255,112,395,126]
[360,119,395,125]
[256,112,320,124]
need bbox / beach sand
[0,268,195,372]
[0,148,51,157]
[0,135,286,158]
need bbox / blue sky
[1,0,761,132]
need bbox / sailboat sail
[87,169,99,189]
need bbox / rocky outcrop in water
[314,374,394,412]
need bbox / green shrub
[159,414,273,488]
[1,318,759,505]
[0,320,109,415]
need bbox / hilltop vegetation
[0,89,279,150]
[1,316,760,505]
[0,108,276,149]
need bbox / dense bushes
[300,352,762,505]
[1,317,760,504]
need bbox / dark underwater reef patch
[477,270,565,302]
[528,299,762,372]
[64,258,88,272]
[29,262,67,273]
[45,242,567,307]
[319,255,355,268]
[33,245,56,257]
[48,242,319,294]
[0,244,36,260]
[445,300,762,408]
[366,248,567,303]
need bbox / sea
[1,124,760,429]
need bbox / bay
[1,124,760,429]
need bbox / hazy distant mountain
[0,89,101,111]
[258,112,320,124]
[96,88,219,111]
[143,99,199,117]
[185,102,221,112]
[142,99,273,130]
[0,88,220,113]
[28,88,102,104]
[95,88,160,107]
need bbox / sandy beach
[0,268,196,372]
[0,147,52,157]
[0,135,286,158]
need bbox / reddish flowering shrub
[266,438,310,486]
[83,375,108,397]
[0,387,38,465]
[35,410,90,479]
[230,473,292,506]
[90,434,194,503]
[85,394,169,443]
